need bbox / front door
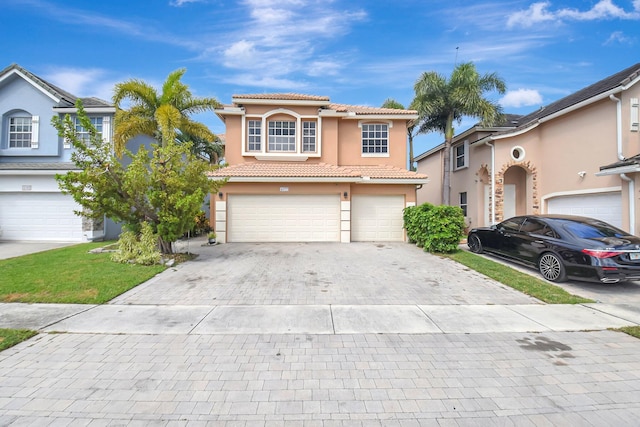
[503,184,516,220]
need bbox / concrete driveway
[0,240,76,260]
[3,240,640,425]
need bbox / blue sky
[2,0,639,155]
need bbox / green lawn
[0,242,166,304]
[0,329,38,352]
[443,250,594,304]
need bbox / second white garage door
[227,194,340,242]
[547,192,622,228]
[351,195,405,241]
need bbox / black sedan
[467,215,640,283]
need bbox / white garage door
[351,195,405,241]
[228,194,340,242]
[0,193,84,241]
[547,192,622,228]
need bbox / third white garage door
[227,194,340,242]
[547,192,622,228]
[351,195,405,241]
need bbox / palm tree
[112,68,221,155]
[381,98,419,171]
[176,131,224,164]
[413,62,506,205]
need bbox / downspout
[609,95,624,161]
[621,174,635,235]
[484,140,496,224]
[610,94,635,234]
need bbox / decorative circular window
[511,146,525,161]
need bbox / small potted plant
[207,231,217,245]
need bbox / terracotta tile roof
[208,162,427,180]
[328,103,418,115]
[233,93,330,101]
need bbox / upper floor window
[302,121,316,153]
[74,116,103,142]
[9,117,32,148]
[453,140,469,170]
[268,120,295,152]
[248,120,261,151]
[361,123,388,154]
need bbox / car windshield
[559,219,629,240]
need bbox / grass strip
[0,329,38,352]
[0,242,166,304]
[617,326,640,339]
[443,250,593,304]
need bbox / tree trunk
[158,237,173,254]
[441,113,455,205]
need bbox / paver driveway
[3,240,640,426]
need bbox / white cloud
[211,0,366,86]
[507,0,640,28]
[500,89,543,108]
[222,73,308,90]
[44,67,117,101]
[604,30,635,45]
[170,0,204,6]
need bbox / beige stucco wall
[415,85,640,232]
[416,151,442,205]
[220,105,409,168]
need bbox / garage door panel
[228,195,340,242]
[351,195,405,242]
[547,192,622,228]
[0,193,83,241]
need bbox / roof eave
[595,165,640,176]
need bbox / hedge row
[403,203,465,253]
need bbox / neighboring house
[208,93,428,243]
[416,63,640,235]
[0,63,117,242]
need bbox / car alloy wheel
[468,234,483,254]
[538,253,566,282]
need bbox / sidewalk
[2,301,640,334]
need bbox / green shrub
[403,203,433,247]
[112,222,162,265]
[423,205,465,253]
[404,203,464,253]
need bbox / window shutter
[30,115,39,148]
[631,98,639,132]
[102,116,111,142]
[464,140,469,167]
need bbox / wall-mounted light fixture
[577,171,586,178]
[218,192,223,199]
[343,191,348,199]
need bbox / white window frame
[65,115,111,149]
[240,109,322,159]
[268,120,296,152]
[453,140,469,170]
[360,121,391,157]
[8,116,37,148]
[302,121,316,153]
[247,120,261,152]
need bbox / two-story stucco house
[208,93,429,243]
[416,62,640,235]
[0,64,116,242]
